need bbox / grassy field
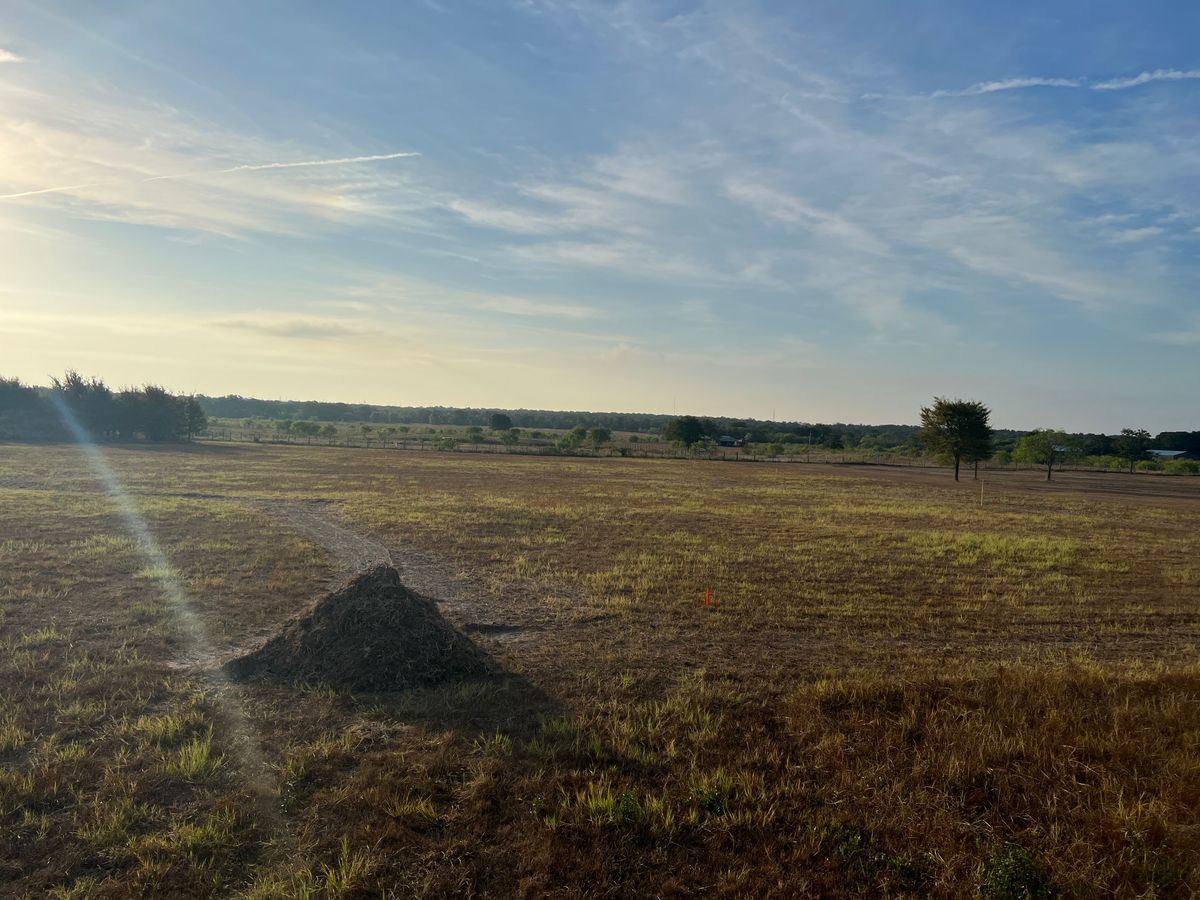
[2,443,1199,897]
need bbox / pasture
[1,443,1199,897]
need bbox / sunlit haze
[2,1,1197,431]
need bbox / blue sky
[1,0,1197,431]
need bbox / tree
[663,416,704,446]
[292,421,321,440]
[1012,429,1071,481]
[1114,428,1153,474]
[320,424,338,439]
[489,412,513,431]
[51,371,115,437]
[587,427,612,447]
[500,428,520,447]
[918,398,992,481]
[558,425,587,449]
[184,397,207,440]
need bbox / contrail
[141,151,421,181]
[0,151,420,200]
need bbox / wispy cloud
[1150,318,1200,347]
[929,77,1083,98]
[0,49,22,63]
[1092,69,1200,91]
[1109,226,1166,244]
[211,316,369,341]
[908,69,1200,100]
[475,296,596,319]
[0,152,420,200]
[722,177,891,257]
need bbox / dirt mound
[225,565,495,691]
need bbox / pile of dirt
[225,565,495,691]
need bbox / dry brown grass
[1,442,1198,896]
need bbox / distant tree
[292,421,321,440]
[663,416,704,446]
[320,424,337,439]
[1114,428,1153,474]
[275,419,293,433]
[587,426,612,447]
[184,397,207,439]
[1155,431,1200,455]
[627,435,639,443]
[51,371,115,437]
[1078,433,1117,456]
[0,377,58,440]
[489,413,514,431]
[1013,429,1071,481]
[500,428,520,447]
[919,398,993,481]
[557,425,587,450]
[138,385,188,441]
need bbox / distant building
[716,435,743,447]
[1149,449,1199,461]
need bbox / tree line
[2,375,1195,472]
[0,373,205,442]
[199,394,959,450]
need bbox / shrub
[979,845,1055,900]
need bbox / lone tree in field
[1013,429,1071,481]
[1114,427,1153,473]
[919,398,992,481]
[489,412,513,431]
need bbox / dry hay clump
[226,564,495,691]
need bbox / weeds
[161,729,223,779]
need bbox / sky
[1,0,1197,432]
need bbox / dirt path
[254,499,393,572]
